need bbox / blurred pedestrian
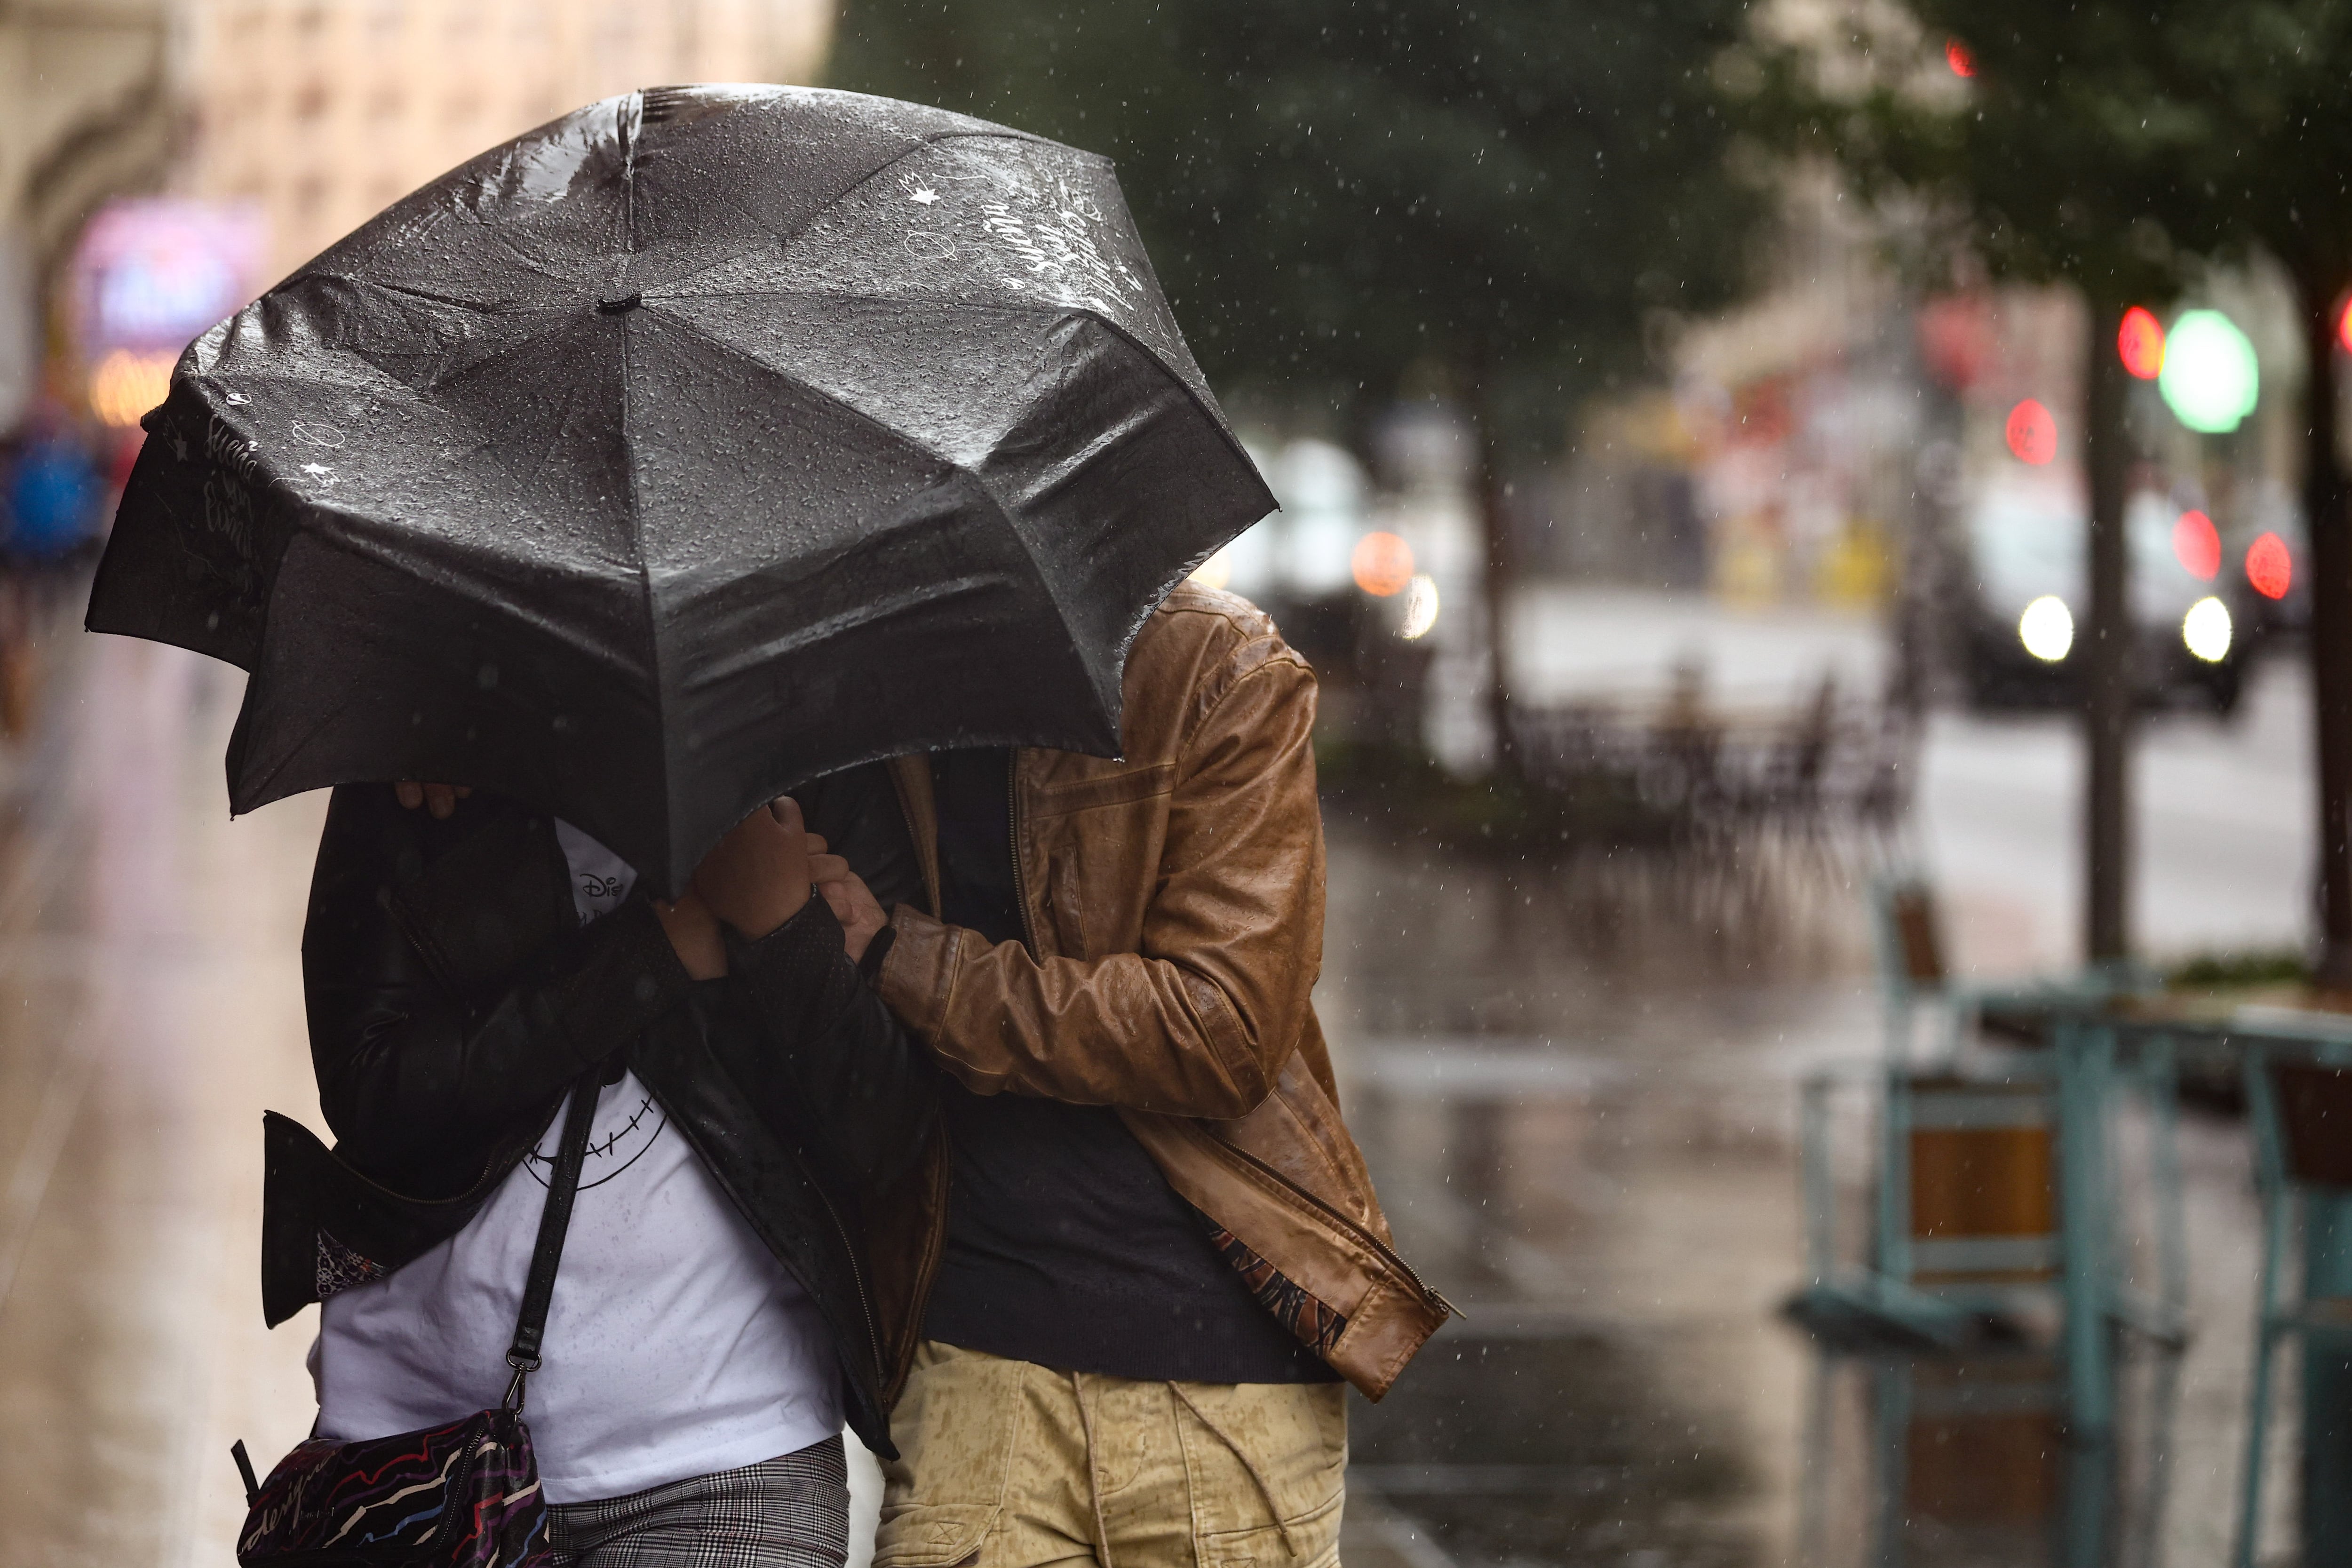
[2,419,102,560]
[0,416,104,736]
[802,581,1453,1568]
[274,783,933,1568]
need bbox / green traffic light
[2158,309,2260,434]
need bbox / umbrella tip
[597,292,644,314]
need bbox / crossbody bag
[230,1078,600,1567]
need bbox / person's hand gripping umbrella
[88,85,1272,892]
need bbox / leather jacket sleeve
[708,895,938,1192]
[302,785,698,1196]
[875,645,1322,1120]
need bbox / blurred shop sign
[68,199,264,427]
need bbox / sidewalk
[0,634,325,1568]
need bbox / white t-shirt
[312,820,842,1503]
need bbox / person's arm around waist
[875,645,1324,1120]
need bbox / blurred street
[0,600,2307,1568]
[1922,653,2313,972]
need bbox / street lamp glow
[1400,573,1440,640]
[2159,310,2260,434]
[2019,596,2074,662]
[2183,596,2232,663]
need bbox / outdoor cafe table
[1984,987,2352,1553]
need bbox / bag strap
[502,1077,601,1411]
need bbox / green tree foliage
[1747,4,2260,303]
[1748,1,2352,966]
[830,0,1766,444]
[1768,3,2352,308]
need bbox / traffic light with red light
[2119,308,2164,379]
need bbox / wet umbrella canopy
[87,85,1272,893]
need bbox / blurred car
[1959,480,2284,715]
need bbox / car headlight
[1400,573,1440,640]
[2183,596,2232,663]
[2018,596,2074,662]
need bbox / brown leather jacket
[864,582,1452,1401]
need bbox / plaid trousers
[547,1435,850,1568]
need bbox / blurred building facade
[1,0,178,430]
[181,0,837,284]
[3,0,838,587]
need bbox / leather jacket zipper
[1006,749,1037,954]
[886,1140,954,1402]
[1212,1136,1460,1319]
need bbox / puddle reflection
[1797,1346,2180,1568]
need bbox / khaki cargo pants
[875,1342,1348,1568]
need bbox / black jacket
[261,784,938,1457]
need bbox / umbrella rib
[1048,309,1271,516]
[643,141,935,298]
[651,290,1261,510]
[619,322,671,852]
[647,131,1043,299]
[643,304,964,470]
[654,288,1075,318]
[643,306,1083,664]
[615,95,678,858]
[473,320,611,519]
[305,266,577,318]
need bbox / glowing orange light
[1945,39,1976,77]
[87,348,174,428]
[1351,531,1415,597]
[2004,399,2057,465]
[2248,531,2293,600]
[2172,510,2220,579]
[2118,307,2165,379]
[2338,298,2352,356]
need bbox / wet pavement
[0,629,325,1568]
[0,617,2308,1567]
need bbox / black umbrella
[87,85,1272,893]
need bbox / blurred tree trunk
[2297,271,2352,987]
[2083,298,2133,965]
[1467,363,1519,779]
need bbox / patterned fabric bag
[231,1081,598,1567]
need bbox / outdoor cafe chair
[2233,1043,2352,1568]
[1795,874,2185,1384]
